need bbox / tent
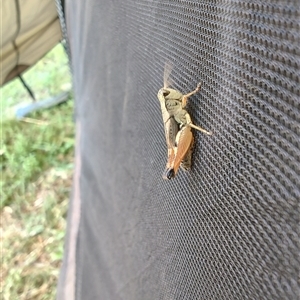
[57,0,300,299]
[0,0,62,86]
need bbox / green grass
[1,101,75,208]
[1,43,74,299]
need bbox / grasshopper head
[157,88,170,103]
[157,88,182,103]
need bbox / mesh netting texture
[65,1,299,299]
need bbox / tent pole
[18,74,36,102]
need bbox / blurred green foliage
[1,43,74,300]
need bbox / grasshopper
[157,62,212,180]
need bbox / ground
[1,44,74,299]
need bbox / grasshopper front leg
[185,113,212,135]
[182,83,201,108]
[175,110,212,136]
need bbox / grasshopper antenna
[163,60,174,88]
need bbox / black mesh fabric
[58,1,299,299]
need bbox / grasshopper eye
[163,90,170,97]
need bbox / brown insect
[157,62,212,180]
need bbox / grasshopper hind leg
[180,136,194,171]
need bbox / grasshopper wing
[163,125,194,179]
[173,125,194,175]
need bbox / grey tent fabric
[58,1,299,299]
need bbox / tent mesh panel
[65,1,299,299]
